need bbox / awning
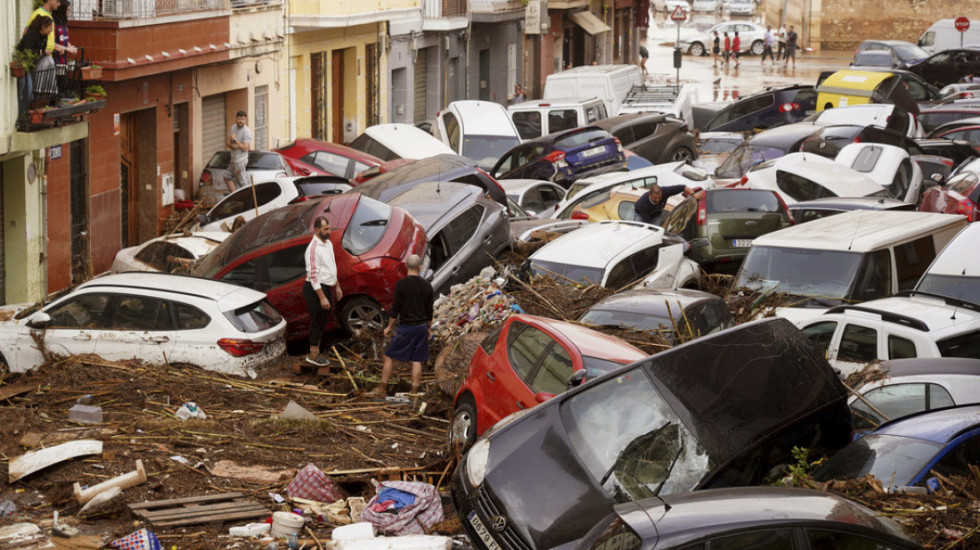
[569,10,611,35]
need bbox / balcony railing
[423,0,466,17]
[14,61,106,132]
[70,0,278,21]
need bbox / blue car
[813,405,980,492]
[489,126,626,187]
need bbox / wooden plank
[8,440,102,483]
[150,508,271,527]
[129,492,244,510]
[0,383,33,401]
[136,502,267,521]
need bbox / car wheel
[689,42,706,57]
[669,147,694,163]
[339,296,386,335]
[449,396,478,453]
[750,39,764,55]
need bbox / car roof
[443,100,517,136]
[753,153,885,194]
[924,223,980,277]
[789,196,911,211]
[751,210,964,252]
[508,98,604,111]
[278,138,381,164]
[362,124,455,157]
[585,288,721,316]
[530,221,663,269]
[747,122,822,146]
[574,161,686,187]
[872,357,980,379]
[78,273,267,311]
[145,232,229,257]
[825,293,980,333]
[594,112,670,130]
[873,404,980,443]
[355,154,478,191]
[548,64,638,76]
[384,181,484,232]
[514,314,646,362]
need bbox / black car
[451,318,852,550]
[917,104,980,132]
[578,289,734,344]
[490,126,626,186]
[908,47,980,87]
[576,487,920,550]
[703,85,817,133]
[856,39,930,68]
[350,154,509,210]
[713,122,822,179]
[593,113,698,165]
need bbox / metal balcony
[69,0,280,20]
[14,62,106,132]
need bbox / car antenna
[846,210,864,252]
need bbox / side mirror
[27,312,51,329]
[534,392,555,403]
[567,369,587,389]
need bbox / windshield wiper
[651,446,683,497]
[599,423,670,487]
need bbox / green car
[662,188,793,274]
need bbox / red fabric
[286,463,346,503]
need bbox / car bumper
[450,459,533,550]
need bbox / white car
[741,153,892,205]
[497,179,567,219]
[806,104,925,138]
[111,232,229,273]
[348,123,456,161]
[663,0,691,14]
[916,222,980,305]
[434,100,522,170]
[198,176,351,232]
[678,21,766,57]
[835,143,923,203]
[724,0,756,16]
[526,220,701,290]
[692,0,720,12]
[797,293,980,378]
[0,273,287,377]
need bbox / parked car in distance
[192,194,427,342]
[434,100,522,171]
[789,196,914,224]
[927,116,980,152]
[813,405,980,492]
[797,292,980,377]
[449,314,646,450]
[849,358,980,433]
[526,220,701,290]
[679,21,765,57]
[0,273,286,377]
[691,0,720,11]
[918,163,980,222]
[917,105,980,132]
[917,19,980,55]
[856,39,930,68]
[740,152,892,205]
[693,131,745,175]
[197,176,352,232]
[198,150,292,191]
[705,85,817,133]
[662,188,793,273]
[497,179,566,219]
[451,318,853,550]
[579,288,734,343]
[577,487,920,550]
[915,222,980,304]
[595,112,698,164]
[724,0,756,16]
[908,47,980,87]
[508,98,610,141]
[111,232,229,274]
[384,182,510,296]
[348,123,455,161]
[274,138,382,179]
[490,126,625,186]
[851,49,902,69]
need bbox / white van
[918,19,980,54]
[915,222,980,305]
[507,98,609,140]
[542,64,643,115]
[732,210,968,324]
[434,101,522,170]
[348,123,454,161]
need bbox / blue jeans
[17,74,33,117]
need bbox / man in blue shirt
[634,184,704,226]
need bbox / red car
[275,138,383,180]
[192,194,426,343]
[449,314,647,450]
[919,168,980,222]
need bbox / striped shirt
[305,235,337,290]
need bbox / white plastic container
[331,522,375,540]
[271,511,305,539]
[327,535,452,550]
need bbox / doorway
[332,50,344,143]
[119,109,158,248]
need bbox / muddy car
[451,318,852,550]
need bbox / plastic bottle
[287,532,299,549]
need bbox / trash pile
[430,267,521,345]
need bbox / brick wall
[817,0,965,51]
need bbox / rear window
[776,171,836,202]
[247,152,284,170]
[556,129,610,148]
[700,137,743,155]
[342,195,392,255]
[224,299,283,333]
[938,330,980,359]
[706,190,782,213]
[530,259,605,286]
[135,242,194,272]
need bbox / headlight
[466,439,491,487]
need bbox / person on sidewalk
[776,24,787,60]
[784,25,798,68]
[303,216,342,367]
[638,44,649,75]
[224,110,252,193]
[723,32,731,66]
[732,32,741,68]
[370,255,434,399]
[761,26,775,65]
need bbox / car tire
[669,146,694,163]
[750,40,764,56]
[689,42,706,57]
[450,396,478,453]
[339,296,386,335]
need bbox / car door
[483,321,552,426]
[94,293,176,365]
[829,320,884,377]
[219,241,310,337]
[430,205,487,293]
[805,528,917,550]
[40,292,111,359]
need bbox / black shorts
[713,46,720,55]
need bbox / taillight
[544,151,566,164]
[217,338,265,357]
[778,103,799,113]
[696,197,707,225]
[957,199,976,222]
[201,171,212,184]
[613,137,623,152]
[571,210,590,220]
[852,136,862,143]
[941,157,954,167]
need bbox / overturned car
[450,318,852,550]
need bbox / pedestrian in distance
[369,254,434,399]
[712,31,721,67]
[762,26,775,65]
[302,216,343,367]
[784,25,798,67]
[732,32,741,68]
[224,110,252,193]
[638,44,649,75]
[723,32,731,66]
[776,24,787,60]
[510,83,527,104]
[634,184,705,226]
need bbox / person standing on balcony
[224,110,252,193]
[17,15,56,112]
[27,0,74,57]
[53,0,78,93]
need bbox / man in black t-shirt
[634,184,704,226]
[369,254,434,398]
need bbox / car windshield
[461,136,521,170]
[812,434,942,489]
[700,137,743,155]
[580,309,675,335]
[715,144,788,178]
[342,196,392,256]
[530,259,605,286]
[917,274,980,306]
[734,246,864,302]
[562,370,712,501]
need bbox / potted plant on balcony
[9,49,39,78]
[81,63,102,80]
[84,85,106,101]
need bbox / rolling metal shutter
[201,94,227,166]
[413,51,427,123]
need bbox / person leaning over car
[634,184,705,226]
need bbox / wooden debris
[129,493,269,527]
[0,383,33,402]
[8,440,103,482]
[74,459,147,504]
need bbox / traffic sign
[955,17,970,32]
[670,5,687,22]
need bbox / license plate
[468,511,503,550]
[580,146,606,158]
[732,239,753,247]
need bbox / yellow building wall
[289,0,418,17]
